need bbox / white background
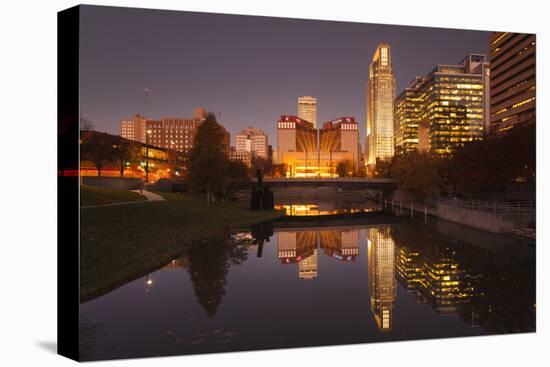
[0,0,547,365]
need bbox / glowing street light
[145,129,152,183]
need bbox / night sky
[79,5,492,145]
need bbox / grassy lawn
[80,184,146,206]
[80,192,283,302]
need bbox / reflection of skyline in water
[276,228,361,280]
[367,228,396,332]
[80,217,535,360]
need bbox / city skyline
[80,5,491,144]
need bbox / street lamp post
[145,129,152,183]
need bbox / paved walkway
[81,190,165,209]
[132,190,165,201]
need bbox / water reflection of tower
[367,227,396,332]
[299,249,318,279]
[319,229,360,261]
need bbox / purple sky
[79,5,492,146]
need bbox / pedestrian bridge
[230,177,396,190]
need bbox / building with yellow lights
[320,117,360,171]
[366,43,396,167]
[276,115,318,177]
[395,54,489,156]
[276,115,360,177]
[79,130,186,180]
[489,32,536,135]
[298,96,317,129]
[394,77,425,153]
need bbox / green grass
[80,184,146,206]
[80,192,283,302]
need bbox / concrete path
[81,190,165,209]
[132,190,165,201]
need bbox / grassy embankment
[80,191,283,302]
[80,184,146,206]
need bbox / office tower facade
[319,117,360,169]
[367,227,396,332]
[394,54,489,155]
[121,113,147,143]
[419,54,489,155]
[366,43,396,167]
[394,77,425,153]
[276,115,317,177]
[489,32,536,135]
[298,96,317,129]
[235,127,269,160]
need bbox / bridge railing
[439,198,535,213]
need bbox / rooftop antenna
[144,88,150,119]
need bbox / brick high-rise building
[118,108,231,157]
[120,113,147,143]
[489,32,536,135]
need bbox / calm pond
[79,203,535,360]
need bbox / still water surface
[80,208,535,360]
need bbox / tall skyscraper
[298,96,317,129]
[235,127,269,160]
[489,32,536,135]
[366,43,396,167]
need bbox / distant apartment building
[489,32,536,135]
[366,43,396,167]
[394,54,489,156]
[298,96,317,129]
[120,113,147,143]
[319,117,360,169]
[146,117,200,154]
[120,108,230,156]
[230,148,252,167]
[235,127,269,160]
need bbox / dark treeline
[379,124,535,199]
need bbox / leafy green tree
[228,160,249,182]
[390,151,444,200]
[353,164,367,178]
[373,158,392,178]
[111,140,139,177]
[336,160,353,177]
[450,123,535,197]
[186,113,230,204]
[80,132,114,177]
[185,232,249,316]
